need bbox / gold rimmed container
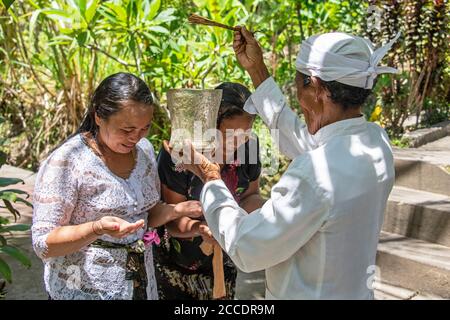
[167,88,222,153]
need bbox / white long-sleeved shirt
[200,77,395,299]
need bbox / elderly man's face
[295,71,325,134]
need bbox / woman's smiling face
[95,100,153,153]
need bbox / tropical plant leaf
[0,191,17,202]
[29,9,42,46]
[171,238,181,253]
[0,257,12,283]
[148,25,169,34]
[153,8,176,23]
[0,189,29,196]
[0,177,24,187]
[0,151,7,168]
[1,0,15,10]
[76,31,88,46]
[15,198,33,208]
[147,0,161,21]
[0,235,6,246]
[0,245,32,268]
[2,200,20,221]
[84,0,99,24]
[0,224,31,233]
[76,0,87,18]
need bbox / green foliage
[422,97,450,125]
[0,116,32,288]
[365,0,450,136]
[390,137,411,149]
[0,0,15,10]
[1,0,376,169]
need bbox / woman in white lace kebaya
[31,73,203,300]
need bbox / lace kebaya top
[32,134,160,299]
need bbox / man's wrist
[92,220,103,236]
[248,65,270,88]
[169,203,180,220]
[204,175,221,183]
[202,170,221,183]
[199,157,221,183]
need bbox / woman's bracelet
[200,157,221,182]
[92,221,103,236]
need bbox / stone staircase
[375,136,450,300]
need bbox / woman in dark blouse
[154,82,265,299]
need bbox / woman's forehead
[109,102,153,127]
[220,115,253,130]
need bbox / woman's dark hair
[77,72,154,135]
[318,79,373,110]
[215,82,253,127]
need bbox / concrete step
[373,279,445,300]
[376,231,450,299]
[235,270,265,300]
[234,261,447,300]
[393,155,450,197]
[401,120,450,148]
[383,186,450,247]
[417,135,450,152]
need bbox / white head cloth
[295,32,401,89]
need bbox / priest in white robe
[168,29,400,299]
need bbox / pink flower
[143,230,161,247]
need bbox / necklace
[86,132,137,178]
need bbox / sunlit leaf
[76,31,88,46]
[1,0,15,10]
[103,3,127,24]
[0,257,12,283]
[0,178,23,187]
[128,36,136,54]
[153,8,176,23]
[29,9,42,46]
[148,25,169,34]
[148,0,161,21]
[15,197,33,208]
[143,32,161,46]
[0,224,30,232]
[0,245,31,268]
[85,0,99,24]
[2,200,20,220]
